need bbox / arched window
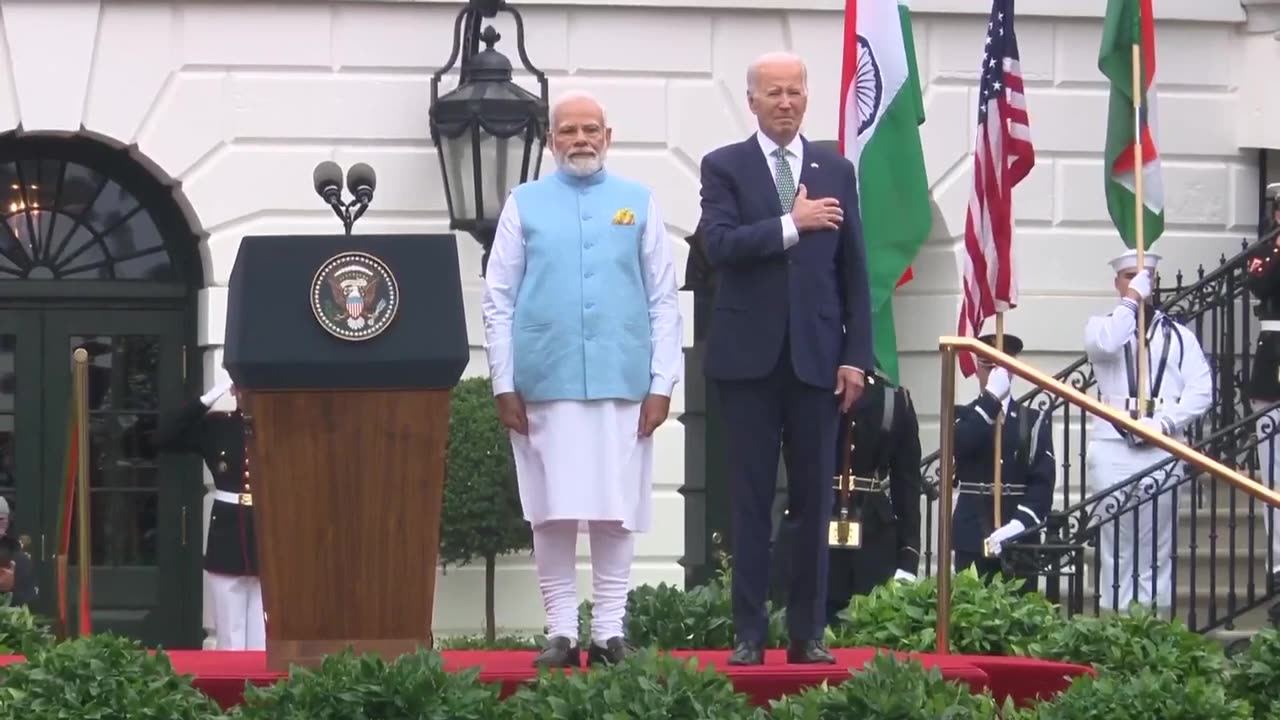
[0,157,176,280]
[0,136,197,292]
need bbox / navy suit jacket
[697,134,873,389]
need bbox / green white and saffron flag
[1099,0,1164,249]
[842,0,931,383]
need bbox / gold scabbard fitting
[828,518,862,549]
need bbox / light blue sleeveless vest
[511,168,653,403]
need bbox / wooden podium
[222,233,469,671]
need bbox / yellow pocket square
[612,208,636,225]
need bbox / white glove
[1128,270,1152,301]
[984,367,1011,401]
[1129,416,1168,446]
[893,569,917,582]
[199,380,233,407]
[984,519,1026,556]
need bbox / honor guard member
[952,334,1056,592]
[154,370,264,650]
[825,366,923,624]
[1084,249,1211,611]
[1244,192,1280,591]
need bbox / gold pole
[1131,42,1149,414]
[72,348,90,637]
[987,313,1005,556]
[936,345,958,655]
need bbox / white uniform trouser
[1251,403,1280,575]
[206,571,265,650]
[533,519,634,645]
[1087,438,1177,610]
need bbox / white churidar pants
[1087,438,1177,611]
[511,399,651,644]
[206,571,265,650]
[533,519,635,645]
[1251,403,1280,575]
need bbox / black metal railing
[921,229,1280,634]
[999,403,1280,633]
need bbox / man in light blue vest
[482,90,683,668]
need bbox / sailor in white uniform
[1084,249,1212,611]
[482,90,683,667]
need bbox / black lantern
[429,0,549,275]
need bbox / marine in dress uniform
[1244,200,1280,590]
[154,373,263,650]
[825,368,923,625]
[952,334,1055,592]
[1084,249,1212,610]
[481,90,683,668]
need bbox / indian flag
[840,0,931,384]
[1099,0,1164,249]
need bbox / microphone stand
[323,195,355,236]
[321,195,370,236]
[346,197,371,233]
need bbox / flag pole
[1131,41,1148,415]
[985,312,1005,557]
[72,348,91,637]
[988,311,998,530]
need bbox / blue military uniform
[952,334,1055,590]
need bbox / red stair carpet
[0,647,1091,709]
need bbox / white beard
[557,151,605,177]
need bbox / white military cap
[1108,248,1161,274]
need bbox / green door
[0,312,42,558]
[3,308,198,647]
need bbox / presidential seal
[311,252,399,341]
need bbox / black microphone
[312,161,344,206]
[346,163,376,205]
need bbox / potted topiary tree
[439,375,531,643]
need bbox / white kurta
[1083,300,1212,609]
[480,191,683,533]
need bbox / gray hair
[550,90,608,128]
[746,51,808,96]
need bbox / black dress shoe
[587,636,633,666]
[727,640,764,666]
[786,639,835,664]
[533,636,580,668]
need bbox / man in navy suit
[697,51,873,665]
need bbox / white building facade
[0,0,1274,642]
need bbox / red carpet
[0,648,1091,709]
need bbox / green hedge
[6,569,1280,718]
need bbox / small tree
[440,376,531,642]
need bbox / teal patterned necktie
[773,146,796,212]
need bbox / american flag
[957,0,1035,376]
